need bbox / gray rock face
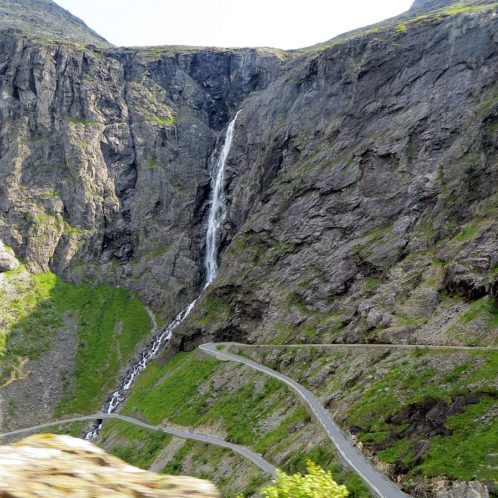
[0,25,286,316]
[410,0,456,10]
[0,241,19,272]
[174,4,498,350]
[434,480,490,498]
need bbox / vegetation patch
[343,350,498,481]
[103,351,371,496]
[0,268,151,414]
[241,346,498,490]
[101,419,172,468]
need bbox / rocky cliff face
[171,1,498,351]
[0,5,287,316]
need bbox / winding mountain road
[4,341,488,495]
[200,342,410,498]
[229,343,498,351]
[0,413,277,478]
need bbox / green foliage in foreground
[261,461,349,498]
[0,269,151,415]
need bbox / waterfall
[84,112,240,440]
[205,111,241,285]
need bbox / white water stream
[84,112,240,439]
[205,110,241,285]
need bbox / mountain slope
[176,2,498,351]
[0,0,110,46]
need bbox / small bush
[261,461,349,498]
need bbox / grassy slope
[0,266,152,415]
[237,346,498,489]
[100,350,371,497]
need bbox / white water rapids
[84,112,240,440]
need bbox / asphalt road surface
[0,413,277,477]
[200,342,410,498]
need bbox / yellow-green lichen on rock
[0,433,219,497]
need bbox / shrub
[261,461,349,498]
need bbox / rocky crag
[177,0,498,351]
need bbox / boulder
[0,434,219,497]
[0,242,19,272]
[442,263,488,301]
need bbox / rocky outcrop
[433,480,490,498]
[0,241,19,272]
[443,263,489,300]
[0,433,219,497]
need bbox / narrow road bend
[200,342,409,498]
[0,413,277,477]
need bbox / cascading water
[84,111,240,440]
[205,110,241,285]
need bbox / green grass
[194,295,234,328]
[460,296,498,326]
[101,419,172,468]
[442,2,498,16]
[104,350,371,496]
[63,221,82,235]
[197,377,282,446]
[56,281,152,415]
[419,397,497,480]
[253,407,310,453]
[453,223,480,242]
[346,350,498,480]
[364,278,381,290]
[119,351,220,426]
[161,440,195,474]
[67,116,95,126]
[119,350,283,446]
[364,225,391,242]
[0,269,152,414]
[154,116,176,126]
[145,157,160,169]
